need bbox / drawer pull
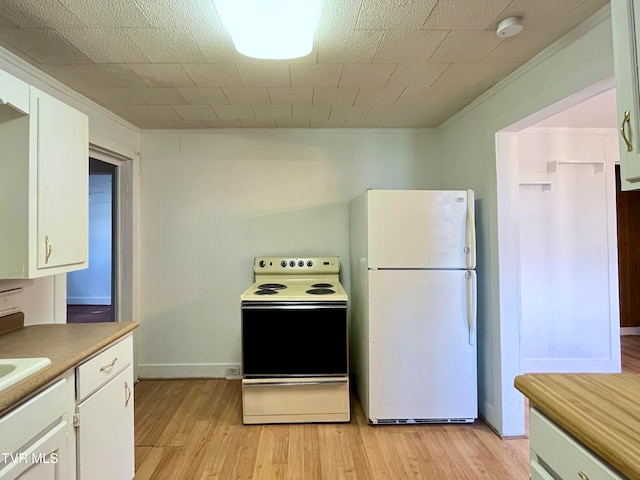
[100,357,118,372]
[578,472,589,480]
[125,381,132,407]
[244,379,348,387]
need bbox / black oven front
[241,302,348,377]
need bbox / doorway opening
[67,158,117,323]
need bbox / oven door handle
[242,303,347,310]
[243,379,348,387]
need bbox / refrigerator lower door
[367,269,477,423]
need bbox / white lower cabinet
[529,407,624,479]
[0,379,70,480]
[74,335,134,480]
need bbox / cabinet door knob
[621,110,633,152]
[44,236,53,263]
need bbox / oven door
[241,302,348,377]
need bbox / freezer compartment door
[367,189,475,269]
[367,269,478,422]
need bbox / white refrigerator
[349,189,477,424]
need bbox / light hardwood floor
[133,339,640,480]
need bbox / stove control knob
[307,260,313,267]
[298,260,304,267]
[258,260,266,268]
[289,260,296,267]
[280,260,287,267]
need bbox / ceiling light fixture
[496,17,523,38]
[213,0,322,60]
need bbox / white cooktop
[241,256,348,303]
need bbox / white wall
[137,129,438,377]
[517,128,620,373]
[436,9,614,436]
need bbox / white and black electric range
[240,256,350,425]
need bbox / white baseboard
[621,327,640,336]
[138,363,242,379]
[522,358,621,373]
[67,297,111,305]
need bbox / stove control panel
[253,256,340,274]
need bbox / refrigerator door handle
[466,270,477,345]
[466,189,476,269]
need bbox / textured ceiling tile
[356,0,437,29]
[318,0,363,30]
[205,118,243,128]
[354,87,404,106]
[268,87,313,105]
[373,30,448,64]
[482,28,565,64]
[394,86,444,106]
[317,29,385,63]
[311,118,347,128]
[236,64,290,87]
[189,25,244,63]
[429,31,504,63]
[293,105,331,120]
[422,0,512,30]
[329,105,372,120]
[276,119,311,128]
[172,104,218,121]
[112,104,182,124]
[81,87,146,106]
[313,87,359,106]
[129,87,188,105]
[137,119,209,128]
[290,64,342,87]
[557,0,609,29]
[1,0,85,28]
[57,28,150,63]
[39,64,93,89]
[176,87,228,104]
[0,29,92,64]
[127,64,194,87]
[385,63,449,89]
[475,62,522,90]
[136,0,222,29]
[212,104,255,119]
[339,64,395,88]
[182,64,242,87]
[402,101,466,127]
[222,87,270,105]
[366,104,411,120]
[252,105,292,121]
[493,0,584,30]
[343,118,381,128]
[60,0,151,27]
[240,119,278,128]
[124,28,205,63]
[431,63,496,87]
[0,12,19,28]
[72,63,147,87]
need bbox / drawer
[76,335,132,401]
[0,70,29,114]
[242,377,350,424]
[530,407,624,480]
[0,379,66,458]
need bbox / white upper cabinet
[0,72,89,279]
[612,0,640,190]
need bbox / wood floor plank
[133,338,640,479]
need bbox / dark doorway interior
[67,158,117,323]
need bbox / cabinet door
[76,366,134,480]
[612,0,640,190]
[32,88,88,270]
[0,421,69,480]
